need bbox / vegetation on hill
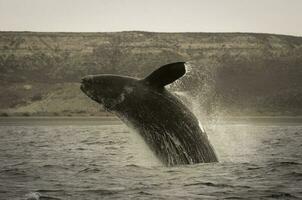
[0,31,301,116]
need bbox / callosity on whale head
[80,62,186,110]
[80,74,137,110]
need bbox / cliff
[0,31,301,116]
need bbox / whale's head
[81,74,135,110]
[81,62,186,110]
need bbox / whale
[80,62,218,166]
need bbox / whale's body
[81,62,218,166]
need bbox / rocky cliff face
[0,31,301,116]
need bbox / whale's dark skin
[81,62,218,166]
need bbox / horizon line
[0,30,301,38]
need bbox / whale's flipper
[143,62,186,88]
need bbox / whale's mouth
[80,83,87,94]
[80,80,89,95]
[80,77,97,101]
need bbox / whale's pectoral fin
[143,62,186,88]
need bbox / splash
[167,62,226,161]
[115,113,162,167]
[25,192,41,200]
[127,127,162,167]
[168,62,265,163]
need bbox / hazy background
[0,0,302,36]
[0,0,301,117]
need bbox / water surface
[0,117,301,199]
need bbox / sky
[0,0,302,36]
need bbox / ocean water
[0,117,301,200]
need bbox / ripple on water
[0,120,301,199]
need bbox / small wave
[267,192,298,199]
[36,189,65,193]
[81,141,103,145]
[105,146,119,150]
[77,167,101,173]
[269,161,301,168]
[184,182,250,189]
[36,144,50,148]
[125,164,143,168]
[40,196,63,200]
[279,161,301,165]
[0,168,28,176]
[224,197,244,199]
[165,169,181,173]
[288,171,302,177]
[111,131,129,134]
[10,161,27,166]
[79,188,124,195]
[138,191,153,195]
[41,164,68,169]
[283,171,302,180]
[80,139,105,145]
[124,164,156,170]
[246,166,263,170]
[76,147,86,150]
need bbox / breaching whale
[80,62,218,166]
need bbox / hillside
[0,31,301,116]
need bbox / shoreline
[1,115,302,119]
[1,116,302,127]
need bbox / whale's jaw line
[80,82,101,105]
